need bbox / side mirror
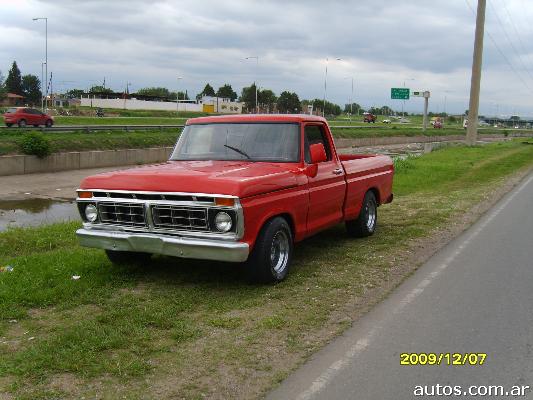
[310,143,327,164]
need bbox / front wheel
[105,250,151,265]
[45,119,53,128]
[346,191,377,237]
[18,119,27,128]
[5,123,12,127]
[246,217,293,283]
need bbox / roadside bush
[19,132,51,158]
[393,155,416,173]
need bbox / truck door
[303,123,346,235]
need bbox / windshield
[170,123,300,162]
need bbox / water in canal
[0,198,79,232]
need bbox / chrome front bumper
[76,228,250,263]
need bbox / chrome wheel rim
[270,230,289,273]
[365,200,376,231]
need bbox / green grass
[76,107,210,119]
[1,124,526,156]
[0,140,532,399]
[54,116,187,126]
[0,129,180,156]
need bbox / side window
[304,124,332,163]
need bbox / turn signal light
[78,191,92,199]
[215,197,235,207]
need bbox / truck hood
[80,160,300,198]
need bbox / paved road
[269,172,533,400]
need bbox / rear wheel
[5,123,12,127]
[45,119,53,128]
[33,124,39,127]
[346,191,377,237]
[105,250,151,265]
[246,217,293,283]
[18,119,26,128]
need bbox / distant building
[1,93,25,107]
[79,94,243,114]
[198,96,243,114]
[53,96,80,108]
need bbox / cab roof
[186,114,327,125]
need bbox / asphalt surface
[268,172,533,400]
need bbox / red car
[76,115,394,282]
[363,112,377,123]
[3,107,54,128]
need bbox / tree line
[1,59,416,116]
[0,61,42,105]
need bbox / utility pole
[123,82,130,110]
[245,57,259,113]
[466,0,486,145]
[177,76,183,113]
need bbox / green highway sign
[391,88,410,100]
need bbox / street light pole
[344,76,354,122]
[323,57,341,117]
[177,76,183,113]
[402,78,414,116]
[33,17,48,110]
[245,56,259,113]
[40,62,46,111]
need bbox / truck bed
[339,153,394,219]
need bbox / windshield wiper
[224,144,251,160]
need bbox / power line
[464,0,533,94]
[499,0,533,78]
[488,0,533,83]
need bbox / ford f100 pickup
[76,115,394,282]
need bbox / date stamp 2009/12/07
[401,353,487,366]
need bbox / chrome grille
[92,191,214,203]
[98,202,146,227]
[152,205,208,231]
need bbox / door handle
[333,168,343,175]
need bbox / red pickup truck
[76,115,393,282]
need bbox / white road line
[295,175,533,400]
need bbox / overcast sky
[2,0,533,115]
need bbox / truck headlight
[85,204,98,222]
[214,211,232,232]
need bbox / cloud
[2,0,533,114]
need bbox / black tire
[45,119,53,128]
[33,124,39,127]
[18,119,27,128]
[5,123,12,127]
[105,250,151,265]
[346,191,377,237]
[246,217,293,283]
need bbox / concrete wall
[1,133,529,177]
[80,97,203,112]
[0,147,174,176]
